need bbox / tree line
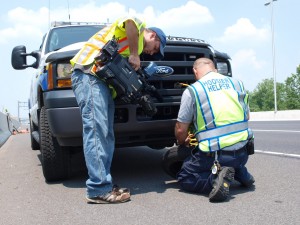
[248,65,300,112]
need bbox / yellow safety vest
[70,17,146,98]
[71,16,146,66]
[188,72,252,152]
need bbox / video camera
[94,37,162,117]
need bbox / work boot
[239,174,255,187]
[209,167,235,202]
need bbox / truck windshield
[46,25,104,53]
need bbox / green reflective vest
[188,72,253,152]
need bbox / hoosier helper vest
[188,72,253,152]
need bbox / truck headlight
[57,63,73,78]
[57,63,73,88]
[217,62,231,77]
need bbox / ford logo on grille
[155,66,174,76]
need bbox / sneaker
[209,167,235,202]
[239,174,255,187]
[86,185,131,204]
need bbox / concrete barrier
[0,109,299,148]
[250,110,300,121]
[0,112,21,148]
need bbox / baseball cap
[148,27,166,59]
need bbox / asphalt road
[0,121,299,225]
[250,121,300,154]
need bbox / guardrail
[0,112,20,148]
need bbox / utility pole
[18,101,28,123]
[264,0,278,113]
[48,0,51,29]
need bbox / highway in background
[250,120,300,155]
[0,120,299,225]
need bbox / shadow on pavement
[42,146,255,197]
[60,146,180,195]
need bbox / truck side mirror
[11,45,40,70]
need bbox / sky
[1,0,299,118]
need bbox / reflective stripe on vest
[118,37,129,52]
[90,37,130,74]
[71,25,113,66]
[189,81,215,130]
[195,121,248,140]
[228,78,249,121]
[189,72,250,152]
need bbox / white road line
[252,130,300,133]
[255,150,300,159]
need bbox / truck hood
[46,42,85,63]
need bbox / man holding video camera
[70,16,166,204]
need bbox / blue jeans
[71,69,115,197]
[177,146,252,194]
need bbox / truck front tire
[162,145,193,178]
[39,107,70,182]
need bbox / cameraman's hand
[128,54,140,71]
[183,136,191,147]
